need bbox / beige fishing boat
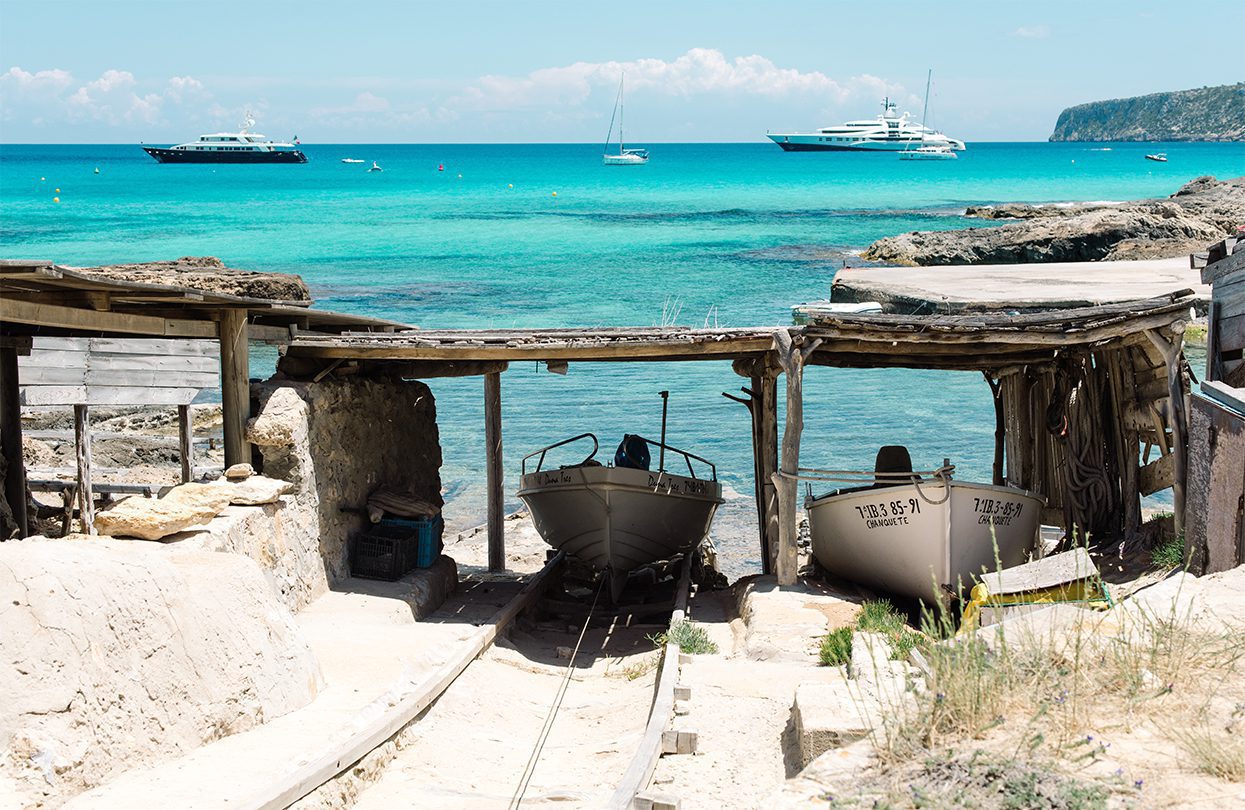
[804,446,1043,601]
[518,432,722,599]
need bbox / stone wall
[0,538,323,808]
[1187,393,1245,573]
[247,377,442,598]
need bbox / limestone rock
[213,475,293,506]
[863,175,1244,266]
[94,482,232,540]
[0,538,322,807]
[224,463,255,481]
[75,256,311,303]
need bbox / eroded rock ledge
[72,256,311,303]
[862,175,1244,266]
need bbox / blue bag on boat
[614,434,650,471]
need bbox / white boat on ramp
[518,432,722,600]
[804,446,1043,601]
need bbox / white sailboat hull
[603,153,648,165]
[518,466,722,575]
[806,481,1042,600]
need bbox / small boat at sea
[142,113,306,164]
[368,161,383,172]
[603,75,649,166]
[341,158,365,164]
[518,408,721,599]
[1145,153,1168,162]
[804,446,1043,601]
[900,71,958,161]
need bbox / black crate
[350,523,419,581]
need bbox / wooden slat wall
[18,337,219,406]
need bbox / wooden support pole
[0,347,27,538]
[484,371,505,572]
[771,332,820,586]
[1146,326,1189,540]
[219,309,251,467]
[758,369,780,575]
[178,404,194,483]
[73,404,95,534]
[984,372,1006,487]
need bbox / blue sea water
[3,141,1243,574]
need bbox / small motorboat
[804,446,1043,602]
[899,144,958,160]
[368,161,383,172]
[341,158,365,164]
[1145,153,1168,162]
[518,430,722,600]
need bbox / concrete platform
[64,559,529,809]
[811,257,1208,315]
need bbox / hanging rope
[508,574,607,809]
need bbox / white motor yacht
[142,114,306,164]
[768,97,965,153]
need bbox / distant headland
[1049,83,1245,142]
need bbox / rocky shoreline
[861,175,1244,266]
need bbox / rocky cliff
[860,176,1244,266]
[1049,84,1245,142]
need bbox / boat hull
[899,150,958,161]
[518,466,722,576]
[142,146,308,164]
[768,134,965,152]
[603,154,649,165]
[806,481,1042,600]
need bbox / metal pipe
[658,390,669,472]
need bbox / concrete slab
[820,257,1206,314]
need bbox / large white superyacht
[767,98,965,152]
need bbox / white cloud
[165,75,205,103]
[1,66,74,93]
[311,91,392,117]
[454,48,894,112]
[1013,25,1051,39]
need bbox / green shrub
[649,619,718,655]
[819,626,853,666]
[1150,534,1187,569]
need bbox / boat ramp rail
[791,462,956,484]
[522,432,718,480]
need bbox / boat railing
[631,435,717,481]
[793,463,956,484]
[522,433,600,475]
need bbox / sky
[0,0,1241,143]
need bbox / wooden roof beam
[0,298,217,338]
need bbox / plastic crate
[349,523,416,581]
[378,515,443,570]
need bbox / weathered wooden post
[0,342,28,537]
[771,331,821,586]
[73,404,95,534]
[984,372,1006,487]
[1146,324,1189,538]
[218,309,251,467]
[178,404,194,483]
[485,370,505,572]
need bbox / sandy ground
[352,601,665,807]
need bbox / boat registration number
[972,497,1025,526]
[648,474,713,496]
[853,497,922,529]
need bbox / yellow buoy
[53,197,60,203]
[55,187,60,193]
[508,183,513,189]
[551,191,557,197]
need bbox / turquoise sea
[3,141,1243,574]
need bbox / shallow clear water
[4,141,1242,574]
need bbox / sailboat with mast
[603,75,649,165]
[900,70,958,161]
